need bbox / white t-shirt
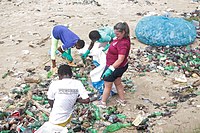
[47,78,89,124]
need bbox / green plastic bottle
[0,111,10,120]
[116,114,127,119]
[28,121,42,129]
[93,105,101,120]
[164,66,174,71]
[148,111,162,118]
[23,84,31,94]
[103,122,132,133]
[0,130,10,133]
[88,128,98,133]
[39,100,49,105]
[166,103,177,107]
[75,73,81,78]
[106,106,117,115]
[42,113,49,122]
[47,71,53,78]
[79,77,87,81]
[32,95,43,101]
[25,110,34,117]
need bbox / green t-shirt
[98,26,115,43]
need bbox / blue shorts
[102,64,128,82]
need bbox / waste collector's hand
[101,65,115,79]
[102,43,110,52]
[51,67,58,75]
[81,50,90,59]
[62,52,73,62]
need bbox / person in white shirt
[47,64,90,127]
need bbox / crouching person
[36,64,89,133]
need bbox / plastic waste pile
[129,79,200,132]
[0,58,137,133]
[129,45,200,77]
[68,103,133,133]
[0,81,51,133]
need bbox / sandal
[96,101,107,109]
[116,99,127,107]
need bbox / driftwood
[36,35,50,46]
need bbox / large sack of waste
[135,16,196,46]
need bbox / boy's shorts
[56,115,72,127]
[102,64,128,82]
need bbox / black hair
[114,22,130,38]
[89,30,101,41]
[58,64,72,78]
[76,39,85,49]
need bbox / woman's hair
[114,22,130,38]
[89,30,101,41]
[58,64,72,78]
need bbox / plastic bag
[89,47,117,97]
[135,16,196,46]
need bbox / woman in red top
[99,22,131,108]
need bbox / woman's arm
[111,54,125,68]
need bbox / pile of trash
[183,7,200,38]
[129,45,200,77]
[0,81,51,132]
[0,57,138,133]
[68,103,133,133]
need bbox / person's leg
[101,81,113,103]
[51,32,59,61]
[97,66,115,108]
[50,29,59,72]
[114,77,125,101]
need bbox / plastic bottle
[106,106,117,115]
[73,125,82,132]
[47,71,53,78]
[23,84,31,94]
[164,66,174,71]
[75,73,81,78]
[25,110,34,117]
[93,105,101,120]
[42,113,49,122]
[79,77,87,81]
[0,130,10,133]
[2,70,11,79]
[140,118,149,125]
[32,95,43,101]
[116,114,127,119]
[0,111,10,120]
[166,103,177,107]
[28,121,42,129]
[39,100,49,105]
[148,111,162,118]
[88,128,98,133]
[103,122,132,133]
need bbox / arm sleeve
[98,31,111,43]
[47,82,56,100]
[77,81,89,99]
